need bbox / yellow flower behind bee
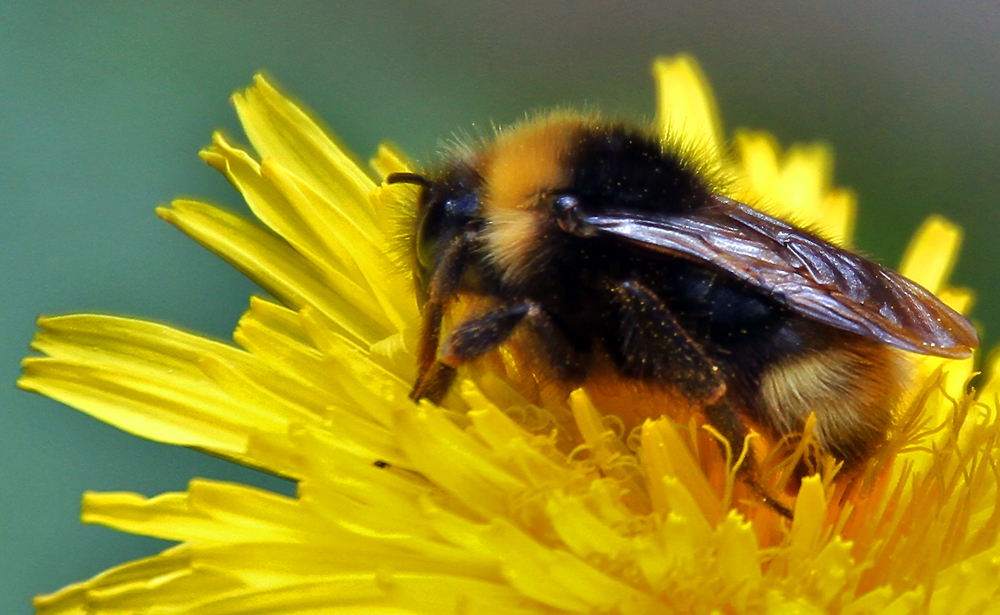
[20,56,999,614]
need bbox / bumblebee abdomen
[756,330,905,466]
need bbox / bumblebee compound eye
[387,172,438,272]
[409,179,483,277]
[415,197,445,271]
[388,162,484,289]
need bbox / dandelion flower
[21,55,999,614]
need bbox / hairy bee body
[391,113,976,508]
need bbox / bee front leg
[412,301,584,404]
[411,302,531,403]
[412,232,473,402]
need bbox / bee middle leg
[609,280,725,402]
[609,280,792,518]
[411,301,583,403]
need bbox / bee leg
[411,362,459,404]
[412,232,474,400]
[609,280,726,402]
[524,304,587,381]
[412,302,532,403]
[610,280,792,518]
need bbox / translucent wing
[586,196,977,358]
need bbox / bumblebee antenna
[386,172,430,188]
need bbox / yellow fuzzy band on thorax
[480,114,587,285]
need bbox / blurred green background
[2,2,997,612]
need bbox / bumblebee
[389,113,977,513]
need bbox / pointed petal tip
[154,203,175,221]
[900,214,965,298]
[230,72,277,104]
[651,54,724,166]
[651,53,704,79]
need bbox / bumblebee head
[388,164,484,295]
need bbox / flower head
[20,56,999,614]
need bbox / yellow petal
[787,475,827,554]
[899,215,962,295]
[158,200,393,345]
[232,75,378,233]
[715,511,762,597]
[653,55,724,167]
[21,315,256,454]
[81,481,303,544]
[641,417,721,522]
[480,519,652,613]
